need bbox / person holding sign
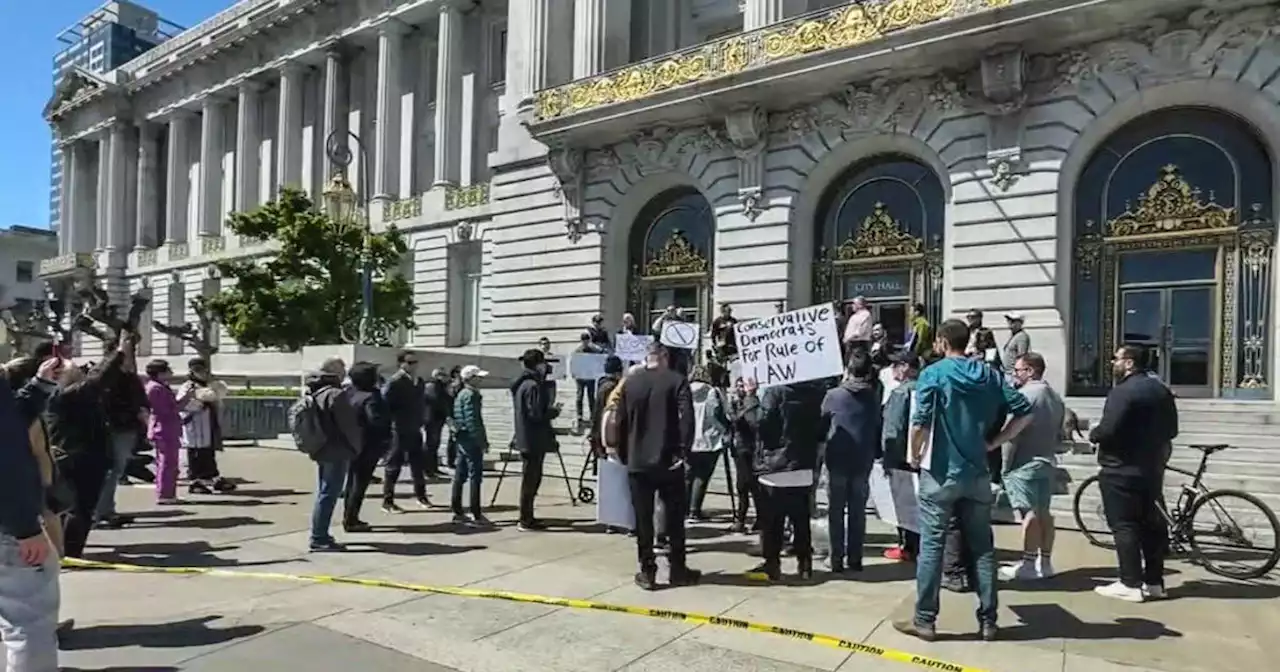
[820,351,881,574]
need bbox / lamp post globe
[323,172,357,222]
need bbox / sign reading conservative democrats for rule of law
[735,304,843,389]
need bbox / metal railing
[220,395,296,441]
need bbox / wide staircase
[1054,397,1280,536]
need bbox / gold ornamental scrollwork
[1106,165,1236,240]
[643,230,710,278]
[834,202,924,261]
[444,183,491,211]
[533,0,998,122]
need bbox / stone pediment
[44,67,109,121]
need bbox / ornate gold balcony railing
[533,0,1012,122]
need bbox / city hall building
[40,0,1280,399]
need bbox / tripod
[489,439,579,507]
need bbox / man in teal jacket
[451,365,490,526]
[895,319,1032,643]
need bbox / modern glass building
[48,1,181,230]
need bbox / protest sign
[596,458,635,530]
[614,333,652,363]
[734,304,842,389]
[660,321,699,350]
[569,353,608,381]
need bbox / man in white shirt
[843,296,873,356]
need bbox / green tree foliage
[206,188,414,350]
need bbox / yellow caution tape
[64,557,985,672]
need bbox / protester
[618,313,637,336]
[96,350,147,528]
[512,349,560,531]
[382,351,431,512]
[709,303,738,363]
[451,365,491,527]
[423,367,452,477]
[47,337,131,559]
[894,319,1032,643]
[749,378,825,582]
[590,356,624,459]
[0,354,63,672]
[821,351,881,573]
[1001,313,1031,376]
[869,323,892,368]
[573,333,606,429]
[842,296,873,356]
[343,361,391,533]
[445,365,463,468]
[880,353,921,561]
[999,352,1065,582]
[614,343,701,591]
[729,376,760,534]
[142,359,185,505]
[178,357,234,494]
[303,357,362,552]
[585,314,612,352]
[686,363,729,522]
[904,303,933,361]
[1089,344,1178,602]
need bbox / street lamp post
[322,131,373,344]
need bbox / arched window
[627,188,715,332]
[1070,107,1275,398]
[813,156,945,345]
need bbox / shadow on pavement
[221,488,310,498]
[1174,579,1280,600]
[63,667,181,671]
[1000,603,1183,641]
[60,616,266,651]
[1001,566,1183,594]
[129,515,273,531]
[344,541,487,557]
[87,541,292,569]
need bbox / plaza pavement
[59,446,1280,672]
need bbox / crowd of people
[0,295,1181,669]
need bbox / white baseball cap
[460,364,489,380]
[1004,311,1025,322]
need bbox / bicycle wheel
[1188,489,1280,580]
[1072,474,1116,549]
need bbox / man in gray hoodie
[305,357,362,552]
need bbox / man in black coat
[381,351,429,512]
[423,368,452,476]
[511,349,560,530]
[343,361,391,532]
[615,342,702,591]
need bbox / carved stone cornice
[766,74,964,142]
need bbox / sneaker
[189,482,213,495]
[516,521,542,532]
[795,558,814,582]
[309,539,346,553]
[415,497,432,510]
[669,567,702,587]
[1143,584,1168,600]
[1036,557,1056,579]
[382,501,404,515]
[824,558,844,574]
[634,571,658,591]
[1094,580,1145,603]
[980,622,998,642]
[883,546,910,562]
[941,575,971,593]
[451,513,470,525]
[891,619,937,643]
[470,513,493,528]
[343,521,372,533]
[729,521,747,534]
[156,497,185,506]
[744,563,781,582]
[212,478,237,493]
[998,560,1040,582]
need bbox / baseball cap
[460,364,489,380]
[1004,311,1025,321]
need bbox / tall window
[15,261,34,283]
[449,242,483,346]
[488,25,508,86]
[166,280,184,356]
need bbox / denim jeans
[451,446,484,515]
[310,460,350,546]
[0,533,60,672]
[915,470,997,627]
[827,470,870,566]
[96,429,137,518]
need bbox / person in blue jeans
[304,358,362,552]
[451,365,491,527]
[820,350,881,574]
[894,319,1032,643]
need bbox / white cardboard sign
[614,333,652,363]
[734,304,843,389]
[660,321,699,350]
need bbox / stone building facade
[42,0,1280,399]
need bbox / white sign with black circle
[659,321,699,350]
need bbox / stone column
[433,5,463,186]
[322,45,347,176]
[573,0,606,79]
[373,22,404,200]
[199,97,226,238]
[135,124,159,249]
[104,123,129,250]
[277,62,305,189]
[60,142,82,254]
[235,81,262,211]
[525,0,550,95]
[164,112,192,244]
[95,134,111,251]
[743,0,795,30]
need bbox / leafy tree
[206,188,414,350]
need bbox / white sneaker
[1036,557,1056,579]
[1094,580,1145,603]
[998,561,1039,581]
[1143,584,1168,600]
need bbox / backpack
[289,391,330,458]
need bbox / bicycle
[1072,443,1280,580]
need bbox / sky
[0,0,235,230]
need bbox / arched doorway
[628,188,714,332]
[1069,107,1275,398]
[813,155,945,345]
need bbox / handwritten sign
[734,304,843,389]
[660,321,699,350]
[569,353,608,381]
[614,333,652,363]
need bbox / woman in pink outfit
[144,359,188,504]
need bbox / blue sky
[0,0,234,230]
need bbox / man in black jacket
[615,343,702,590]
[343,362,391,532]
[1089,344,1178,603]
[381,351,430,512]
[423,368,452,477]
[511,349,560,530]
[95,355,147,529]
